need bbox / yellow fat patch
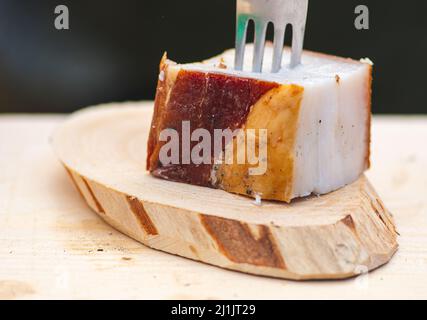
[215,84,304,202]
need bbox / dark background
[0,0,426,114]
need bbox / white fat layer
[174,44,370,87]
[168,45,371,199]
[292,66,370,197]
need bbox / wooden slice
[52,102,398,280]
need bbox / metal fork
[235,0,309,73]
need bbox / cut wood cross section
[52,103,398,280]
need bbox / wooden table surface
[1,104,426,300]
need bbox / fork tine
[290,0,309,68]
[235,14,249,71]
[271,25,286,73]
[290,23,305,68]
[252,19,268,72]
[235,0,309,72]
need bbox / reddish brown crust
[82,178,105,214]
[200,215,286,269]
[126,197,159,236]
[147,68,279,187]
[147,53,172,170]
